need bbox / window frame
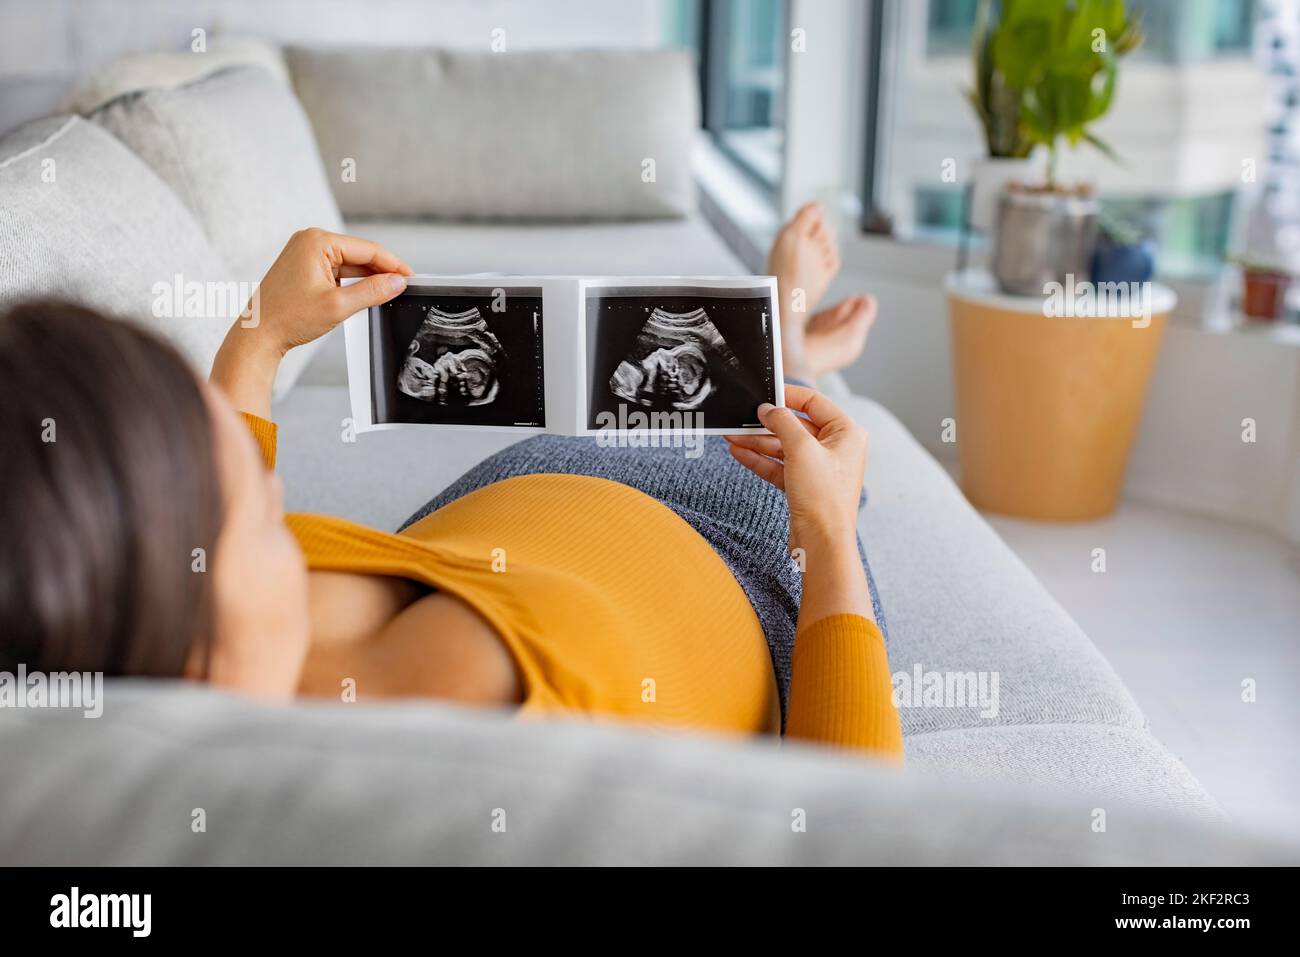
[854,0,1270,285]
[859,0,888,234]
[697,0,789,199]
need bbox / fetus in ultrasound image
[585,286,778,430]
[397,305,504,406]
[371,287,545,428]
[607,307,744,411]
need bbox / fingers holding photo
[724,431,787,460]
[299,228,413,280]
[250,228,414,356]
[726,440,785,490]
[780,384,852,433]
[726,385,869,543]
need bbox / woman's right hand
[724,385,868,550]
[211,229,411,419]
[247,227,412,357]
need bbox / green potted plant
[948,1,1169,522]
[979,0,1142,295]
[964,0,1043,231]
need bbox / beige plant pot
[945,272,1174,521]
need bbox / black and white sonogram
[370,286,545,428]
[585,285,778,430]
[608,307,743,411]
[397,306,504,406]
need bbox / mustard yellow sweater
[244,414,902,761]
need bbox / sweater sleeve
[785,613,904,762]
[238,412,278,470]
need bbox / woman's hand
[246,227,412,356]
[211,229,412,418]
[726,385,873,626]
[725,385,868,549]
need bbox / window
[927,0,982,55]
[666,0,789,193]
[862,0,1277,279]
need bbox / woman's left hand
[246,227,412,356]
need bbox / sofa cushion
[286,47,697,222]
[90,65,344,394]
[904,724,1219,816]
[0,115,233,371]
[841,394,1153,736]
[271,383,1150,743]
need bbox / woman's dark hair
[0,299,223,676]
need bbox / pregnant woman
[0,204,900,760]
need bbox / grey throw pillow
[286,46,698,222]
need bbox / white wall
[0,0,669,135]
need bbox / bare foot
[767,202,840,378]
[803,295,877,377]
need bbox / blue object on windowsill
[1091,238,1156,285]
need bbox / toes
[858,294,878,328]
[805,319,871,374]
[808,217,840,269]
[793,201,823,233]
[804,297,878,375]
[811,298,856,329]
[837,295,876,332]
[809,295,869,332]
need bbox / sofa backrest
[0,2,673,139]
[286,46,698,222]
[0,681,1293,866]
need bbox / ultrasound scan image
[585,286,778,430]
[397,305,504,406]
[370,287,545,428]
[607,307,743,411]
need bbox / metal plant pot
[992,189,1099,296]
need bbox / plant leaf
[1083,130,1122,164]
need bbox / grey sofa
[0,42,1288,865]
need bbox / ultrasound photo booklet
[343,275,785,436]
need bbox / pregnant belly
[395,473,780,733]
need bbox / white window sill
[696,143,1300,347]
[693,135,780,273]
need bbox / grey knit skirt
[400,435,886,716]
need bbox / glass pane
[926,0,980,55]
[870,0,1277,279]
[714,0,787,187]
[662,0,702,49]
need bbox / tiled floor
[982,500,1300,830]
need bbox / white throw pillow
[91,65,345,396]
[0,116,235,374]
[63,36,292,116]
